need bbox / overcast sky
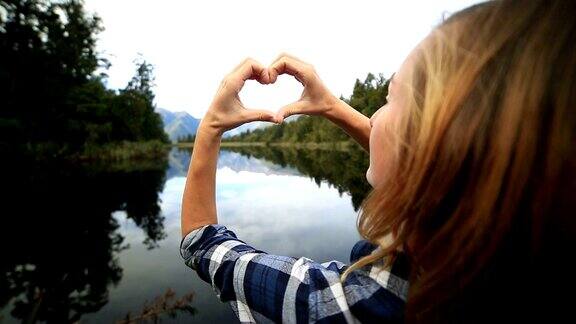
[84,0,484,119]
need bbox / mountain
[156,108,201,142]
[156,108,281,142]
[223,122,268,137]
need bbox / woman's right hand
[268,53,339,123]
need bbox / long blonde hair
[343,0,576,321]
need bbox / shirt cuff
[180,224,219,269]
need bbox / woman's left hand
[200,58,278,136]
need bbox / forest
[0,0,168,161]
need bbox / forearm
[181,124,221,237]
[324,99,371,151]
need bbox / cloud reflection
[161,165,362,263]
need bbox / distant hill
[156,108,201,142]
[156,108,278,142]
[224,117,300,138]
[224,122,269,138]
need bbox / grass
[76,140,170,162]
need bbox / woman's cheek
[366,166,375,187]
[367,125,386,188]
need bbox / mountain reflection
[0,156,168,323]
[221,146,372,210]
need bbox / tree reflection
[0,155,168,323]
[222,146,372,210]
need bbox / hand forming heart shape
[200,53,339,136]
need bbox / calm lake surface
[1,146,371,323]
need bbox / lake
[0,146,371,323]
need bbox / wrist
[323,97,347,121]
[197,120,224,140]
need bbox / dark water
[0,146,371,323]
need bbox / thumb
[241,108,278,124]
[275,101,306,123]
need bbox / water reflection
[222,146,372,210]
[0,156,168,323]
[0,146,371,323]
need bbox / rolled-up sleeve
[180,224,409,323]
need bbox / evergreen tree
[0,0,169,157]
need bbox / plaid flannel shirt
[180,224,410,323]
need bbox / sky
[84,0,484,119]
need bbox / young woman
[180,0,575,322]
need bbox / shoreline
[174,141,357,151]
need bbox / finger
[235,58,269,84]
[268,56,309,85]
[241,108,278,124]
[275,101,307,123]
[225,59,269,93]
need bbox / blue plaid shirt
[180,224,410,323]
